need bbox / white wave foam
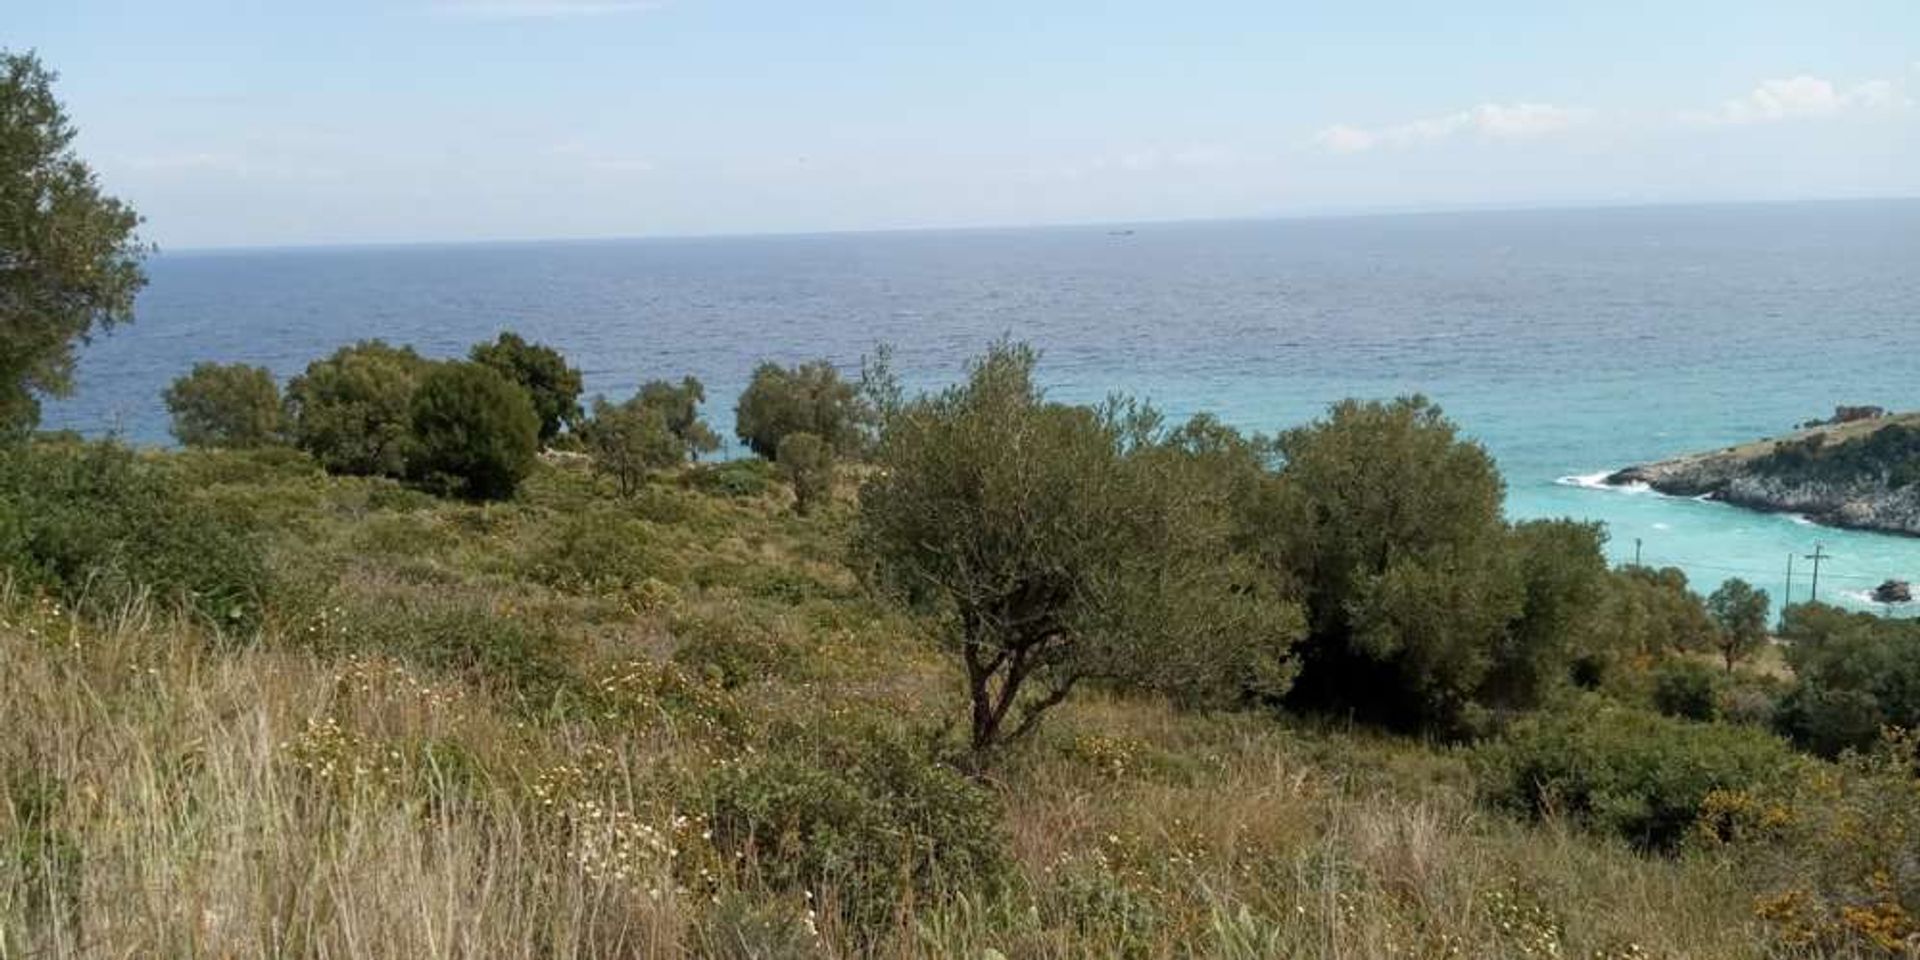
[1556,471,1652,494]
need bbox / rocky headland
[1605,408,1920,537]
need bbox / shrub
[407,361,540,501]
[734,360,864,459]
[1261,396,1525,734]
[670,607,809,688]
[1489,519,1610,711]
[470,331,583,443]
[683,458,774,499]
[855,342,1302,754]
[525,512,675,593]
[162,362,283,448]
[708,717,1006,935]
[1706,578,1770,672]
[0,440,268,628]
[285,340,432,476]
[1591,565,1718,659]
[1651,660,1720,721]
[776,431,833,515]
[1773,602,1920,757]
[1721,730,1920,954]
[304,598,576,699]
[579,394,681,496]
[637,376,721,461]
[1474,697,1802,851]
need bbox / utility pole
[1634,537,1642,567]
[1803,544,1828,603]
[1783,553,1794,628]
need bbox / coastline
[1596,412,1920,539]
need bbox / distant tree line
[133,333,1802,755]
[156,331,877,505]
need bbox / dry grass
[0,456,1812,958]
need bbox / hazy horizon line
[158,193,1920,257]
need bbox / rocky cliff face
[1606,427,1920,537]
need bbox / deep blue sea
[44,199,1920,611]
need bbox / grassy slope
[1,449,1775,958]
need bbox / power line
[1637,554,1893,584]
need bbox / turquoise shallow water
[44,199,1920,611]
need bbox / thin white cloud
[1689,75,1908,125]
[1315,102,1587,154]
[431,0,662,19]
[115,152,341,180]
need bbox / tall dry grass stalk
[0,591,692,959]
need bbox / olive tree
[284,340,432,476]
[1492,519,1610,708]
[1262,396,1525,734]
[735,360,863,459]
[1,51,149,435]
[855,341,1301,756]
[579,394,681,496]
[163,362,283,448]
[637,376,720,460]
[471,331,583,443]
[1706,577,1771,673]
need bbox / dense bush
[775,431,833,515]
[470,331,583,443]
[734,359,865,459]
[1588,565,1718,666]
[1716,730,1920,953]
[162,362,283,448]
[285,340,433,476]
[1475,697,1802,851]
[406,361,540,500]
[670,607,810,688]
[1487,519,1611,711]
[682,458,774,499]
[0,440,268,627]
[578,394,681,496]
[855,341,1302,754]
[525,511,677,593]
[1650,660,1720,721]
[1259,396,1601,734]
[1773,602,1920,756]
[1756,421,1920,488]
[708,717,1006,935]
[636,376,721,461]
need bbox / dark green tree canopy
[735,359,864,460]
[470,331,583,443]
[407,361,540,501]
[163,362,283,449]
[284,340,432,476]
[0,51,149,434]
[1265,396,1522,733]
[855,341,1301,754]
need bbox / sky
[11,0,1920,248]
